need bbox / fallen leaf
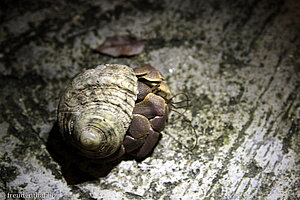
[95,35,145,57]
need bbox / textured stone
[0,0,299,199]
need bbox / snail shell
[57,64,138,159]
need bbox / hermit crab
[57,64,171,162]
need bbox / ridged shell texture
[57,64,138,158]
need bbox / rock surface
[0,0,299,199]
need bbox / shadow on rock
[46,122,126,185]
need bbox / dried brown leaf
[95,35,145,57]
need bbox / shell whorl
[58,64,138,159]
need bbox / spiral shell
[57,64,138,159]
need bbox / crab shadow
[46,123,133,185]
[46,122,153,185]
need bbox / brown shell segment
[128,114,151,139]
[152,82,172,100]
[122,64,171,160]
[137,81,152,101]
[149,106,169,132]
[133,93,167,119]
[135,130,160,159]
[134,64,165,82]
